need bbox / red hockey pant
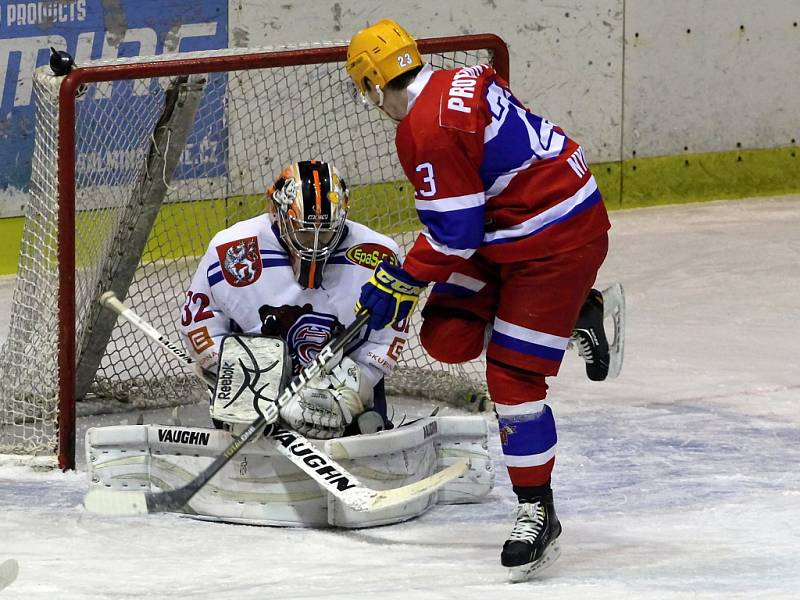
[420,234,608,487]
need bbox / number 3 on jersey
[415,162,437,197]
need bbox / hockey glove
[278,380,365,440]
[355,260,428,330]
[275,357,373,439]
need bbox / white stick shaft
[100,292,195,365]
[99,291,210,384]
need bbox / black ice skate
[570,284,626,380]
[570,288,610,381]
[501,495,562,582]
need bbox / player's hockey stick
[83,292,467,516]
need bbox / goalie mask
[268,161,350,289]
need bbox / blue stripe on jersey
[486,187,602,246]
[327,256,353,265]
[523,111,562,159]
[417,204,484,250]
[207,257,289,287]
[207,261,222,287]
[208,271,224,286]
[480,102,534,191]
[491,330,565,362]
[262,258,290,268]
[480,82,571,192]
[539,186,602,228]
[431,281,478,298]
[498,405,557,457]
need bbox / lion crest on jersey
[216,237,262,287]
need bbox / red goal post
[0,34,509,470]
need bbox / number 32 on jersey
[181,291,214,326]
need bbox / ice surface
[1,196,799,598]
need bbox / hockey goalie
[85,160,495,528]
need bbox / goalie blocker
[86,415,493,528]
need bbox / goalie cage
[0,35,509,469]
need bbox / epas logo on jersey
[216,237,262,287]
[345,244,398,269]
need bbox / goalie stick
[83,292,468,516]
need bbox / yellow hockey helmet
[346,19,423,95]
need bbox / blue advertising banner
[0,0,228,212]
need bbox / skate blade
[507,540,561,583]
[601,283,625,379]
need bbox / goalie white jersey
[179,214,408,391]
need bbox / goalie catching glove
[270,356,373,439]
[356,260,428,330]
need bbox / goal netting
[0,36,508,468]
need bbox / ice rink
[1,195,799,599]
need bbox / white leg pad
[85,416,494,528]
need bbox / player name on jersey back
[439,65,488,132]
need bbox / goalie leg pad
[85,416,494,528]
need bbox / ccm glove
[355,260,428,330]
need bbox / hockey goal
[0,35,508,469]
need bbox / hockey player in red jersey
[347,20,611,580]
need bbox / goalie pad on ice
[211,335,290,424]
[86,416,494,528]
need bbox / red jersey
[396,64,610,283]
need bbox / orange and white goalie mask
[268,161,350,289]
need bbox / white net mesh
[0,41,497,461]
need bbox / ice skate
[570,288,611,381]
[501,496,562,582]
